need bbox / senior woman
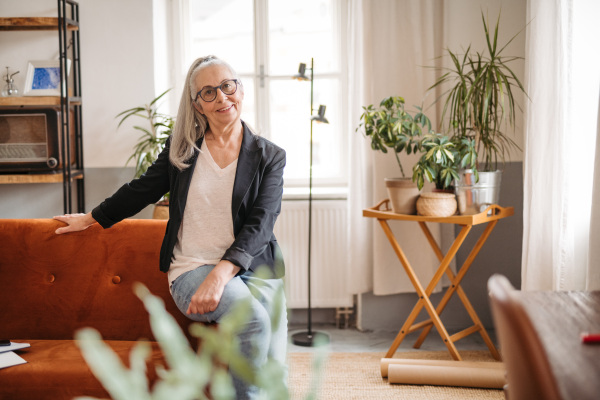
[54,55,288,399]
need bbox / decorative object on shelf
[1,67,19,97]
[116,89,173,218]
[290,58,330,347]
[416,192,458,217]
[0,107,68,172]
[23,59,71,96]
[428,12,527,213]
[356,96,433,214]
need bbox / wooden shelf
[0,96,81,107]
[0,17,78,31]
[0,170,83,184]
[1,2,85,213]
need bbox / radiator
[274,199,353,309]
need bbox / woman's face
[193,64,244,129]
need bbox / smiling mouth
[217,104,234,112]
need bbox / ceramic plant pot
[385,178,419,214]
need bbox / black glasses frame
[195,79,240,102]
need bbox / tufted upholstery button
[48,274,55,283]
[112,276,121,284]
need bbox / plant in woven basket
[356,96,433,178]
[412,133,478,191]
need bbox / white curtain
[345,0,373,296]
[522,0,600,291]
[587,94,600,290]
[346,0,447,296]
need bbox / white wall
[0,0,156,168]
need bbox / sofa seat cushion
[0,339,166,400]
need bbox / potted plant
[412,134,478,217]
[429,12,527,214]
[116,89,173,219]
[356,96,432,214]
[412,134,478,191]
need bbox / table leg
[379,219,468,360]
[413,220,502,360]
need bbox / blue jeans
[170,265,288,400]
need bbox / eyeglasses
[195,79,240,102]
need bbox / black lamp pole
[291,58,330,347]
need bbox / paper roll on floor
[387,363,506,389]
[380,358,504,378]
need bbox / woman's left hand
[186,260,240,315]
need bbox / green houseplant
[412,134,478,191]
[430,12,526,171]
[117,89,174,179]
[357,96,431,178]
[116,89,173,218]
[428,12,526,214]
[356,96,433,214]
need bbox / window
[186,0,347,189]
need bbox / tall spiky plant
[429,12,527,171]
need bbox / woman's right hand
[53,212,96,234]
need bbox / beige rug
[288,351,505,400]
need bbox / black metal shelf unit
[58,0,84,214]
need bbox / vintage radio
[0,106,77,172]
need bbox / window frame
[164,0,349,192]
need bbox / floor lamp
[291,58,330,347]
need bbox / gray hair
[169,55,239,170]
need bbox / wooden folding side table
[363,199,514,361]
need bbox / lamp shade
[311,104,329,124]
[292,63,310,81]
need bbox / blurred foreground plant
[74,267,326,400]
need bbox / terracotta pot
[385,178,419,214]
[152,203,169,220]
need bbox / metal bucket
[455,170,502,215]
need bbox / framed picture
[23,60,71,96]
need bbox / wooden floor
[288,323,497,354]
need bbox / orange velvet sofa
[0,218,196,400]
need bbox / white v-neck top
[168,140,238,287]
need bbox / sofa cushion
[0,219,195,343]
[0,339,166,400]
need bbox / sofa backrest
[0,218,195,343]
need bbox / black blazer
[92,121,286,278]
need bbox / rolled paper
[387,364,506,389]
[380,358,504,378]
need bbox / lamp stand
[291,58,330,347]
